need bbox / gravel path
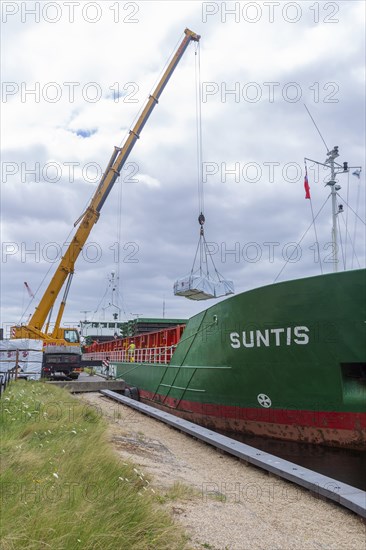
[79,392,366,550]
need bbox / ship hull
[112,269,366,449]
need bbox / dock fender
[124,386,140,401]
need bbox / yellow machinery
[11,29,200,357]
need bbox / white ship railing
[83,346,176,365]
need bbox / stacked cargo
[119,318,187,338]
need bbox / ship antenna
[304,104,329,152]
[303,105,347,272]
[305,146,353,273]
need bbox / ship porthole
[257,393,272,408]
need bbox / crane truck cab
[42,343,82,380]
[41,329,82,380]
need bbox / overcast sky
[1,0,365,335]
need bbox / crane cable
[194,42,204,274]
[195,41,204,218]
[189,43,226,284]
[193,40,205,276]
[193,41,208,277]
[114,157,130,321]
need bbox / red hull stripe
[140,389,366,431]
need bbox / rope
[351,177,362,269]
[303,104,329,153]
[305,160,323,275]
[190,237,202,277]
[336,206,346,271]
[336,192,364,269]
[202,232,224,280]
[339,213,361,269]
[345,170,350,268]
[309,199,323,274]
[274,194,331,283]
[337,193,366,226]
[92,282,110,321]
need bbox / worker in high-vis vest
[128,341,136,362]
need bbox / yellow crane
[11,28,200,358]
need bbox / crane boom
[12,28,200,343]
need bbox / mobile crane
[11,28,200,378]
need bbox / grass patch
[161,482,199,503]
[156,481,199,505]
[0,381,188,549]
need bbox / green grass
[157,482,199,504]
[0,381,188,549]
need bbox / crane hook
[198,212,205,236]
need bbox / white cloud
[1,1,365,331]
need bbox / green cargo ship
[84,147,365,449]
[85,268,366,449]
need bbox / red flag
[304,169,311,199]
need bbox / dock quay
[77,390,366,549]
[55,374,366,519]
[100,389,366,520]
[47,378,125,393]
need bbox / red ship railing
[83,345,177,365]
[83,324,186,365]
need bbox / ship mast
[305,145,360,272]
[325,146,342,272]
